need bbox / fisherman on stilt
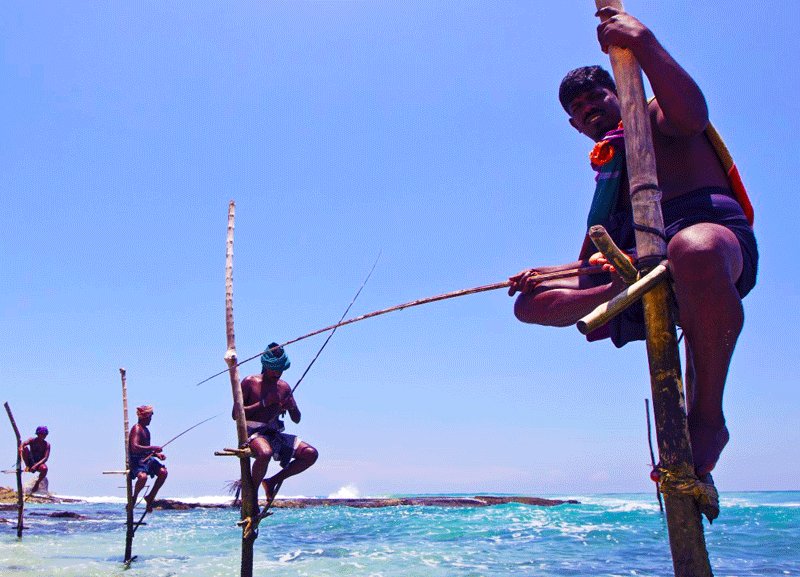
[238,343,318,511]
[508,7,758,483]
[20,426,51,494]
[129,405,168,512]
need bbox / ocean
[1,492,798,576]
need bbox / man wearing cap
[239,342,318,507]
[20,426,51,494]
[129,405,168,512]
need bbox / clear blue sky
[2,1,798,498]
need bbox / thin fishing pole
[291,251,381,394]
[194,264,605,387]
[140,414,219,463]
[160,414,219,449]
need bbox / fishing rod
[242,253,382,431]
[194,263,606,387]
[140,414,219,462]
[291,251,380,395]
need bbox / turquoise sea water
[1,492,798,576]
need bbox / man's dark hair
[267,342,284,357]
[558,65,616,113]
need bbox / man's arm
[286,395,301,424]
[596,7,708,137]
[35,442,51,468]
[508,259,593,296]
[238,376,262,419]
[19,438,31,469]
[130,425,162,453]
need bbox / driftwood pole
[120,368,135,563]
[3,402,24,538]
[223,201,259,577]
[593,1,713,575]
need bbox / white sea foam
[328,483,360,499]
[48,493,311,505]
[570,495,661,512]
[56,494,127,504]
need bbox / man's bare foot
[144,496,155,513]
[690,422,729,477]
[262,479,278,504]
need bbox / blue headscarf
[261,342,291,373]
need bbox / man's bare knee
[299,446,318,465]
[668,225,743,285]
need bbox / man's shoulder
[242,374,262,387]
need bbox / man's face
[263,369,283,382]
[36,432,47,440]
[567,87,621,142]
[141,414,152,426]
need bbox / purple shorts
[586,187,758,348]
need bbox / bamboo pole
[589,224,639,283]
[223,201,258,577]
[576,262,668,334]
[593,2,712,575]
[195,265,606,387]
[3,402,24,538]
[120,368,135,563]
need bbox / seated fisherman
[238,343,318,506]
[129,405,168,512]
[20,426,51,494]
[509,8,758,480]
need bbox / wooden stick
[195,264,606,387]
[120,368,135,563]
[576,262,668,334]
[594,2,712,575]
[589,225,639,283]
[224,201,258,577]
[3,402,24,538]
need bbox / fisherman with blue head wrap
[261,342,291,373]
[240,342,318,511]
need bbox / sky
[1,1,799,499]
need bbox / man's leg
[131,472,148,509]
[30,464,47,493]
[264,442,318,498]
[668,223,744,476]
[144,466,168,512]
[21,447,34,470]
[513,273,627,327]
[248,437,273,502]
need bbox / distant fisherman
[238,343,318,507]
[20,426,50,494]
[129,405,168,512]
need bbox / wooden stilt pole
[3,402,24,538]
[592,2,713,575]
[120,368,135,563]
[223,201,258,577]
